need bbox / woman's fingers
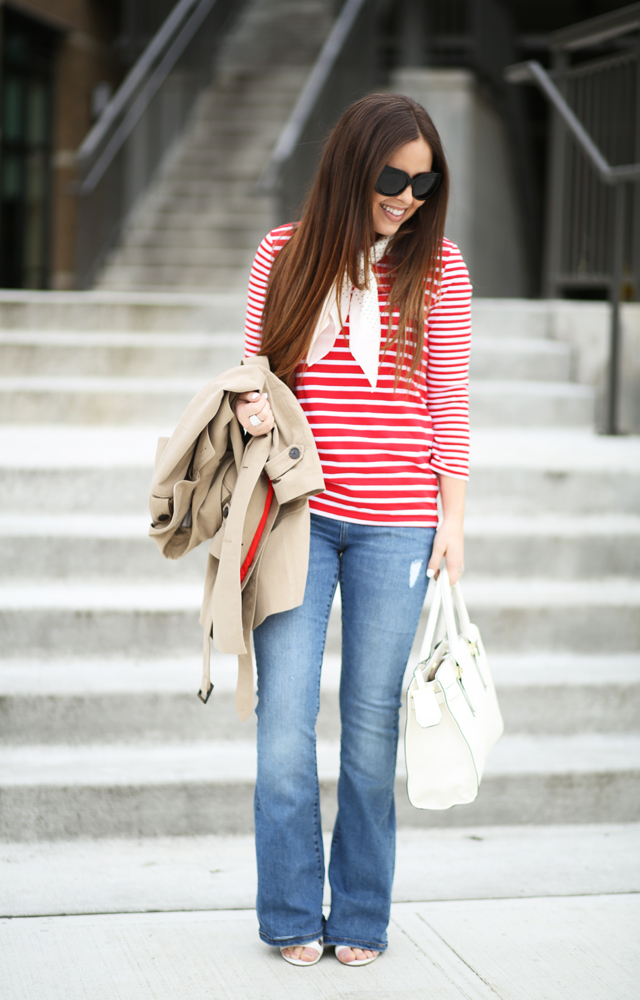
[427,523,465,585]
[253,398,272,421]
[427,530,446,580]
[235,391,264,415]
[444,535,465,586]
[234,392,274,436]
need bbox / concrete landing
[1,894,638,1000]
[1,824,638,918]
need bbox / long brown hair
[260,92,449,389]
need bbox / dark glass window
[0,8,57,288]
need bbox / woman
[235,93,471,966]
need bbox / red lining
[240,479,274,582]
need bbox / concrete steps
[0,376,595,426]
[105,247,259,269]
[2,578,639,658]
[469,337,572,381]
[2,655,639,745]
[96,1,335,291]
[3,513,639,579]
[470,380,594,427]
[98,265,254,290]
[0,332,243,377]
[0,284,638,841]
[2,733,639,841]
[2,648,639,839]
[0,376,203,425]
[0,302,596,428]
[0,332,570,380]
[120,228,269,250]
[0,290,247,331]
[3,426,639,514]
[464,514,640,577]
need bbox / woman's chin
[374,216,402,237]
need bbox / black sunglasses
[375,165,442,201]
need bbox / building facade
[0,1,122,289]
[0,0,636,292]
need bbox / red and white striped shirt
[244,225,471,527]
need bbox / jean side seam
[312,770,323,888]
[313,540,339,897]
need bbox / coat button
[289,447,300,459]
[157,514,170,522]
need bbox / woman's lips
[381,204,406,221]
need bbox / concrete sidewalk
[1,825,639,999]
[2,895,638,999]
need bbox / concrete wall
[473,298,640,434]
[550,301,640,435]
[391,67,529,298]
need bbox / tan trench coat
[149,356,325,719]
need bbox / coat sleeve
[425,242,472,481]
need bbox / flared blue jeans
[253,512,435,952]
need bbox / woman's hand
[427,519,465,585]
[234,391,274,437]
[427,475,466,585]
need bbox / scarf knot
[306,235,391,388]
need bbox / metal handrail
[76,0,242,289]
[257,0,371,195]
[77,0,220,195]
[505,61,640,183]
[78,0,200,165]
[550,1,640,52]
[506,56,639,435]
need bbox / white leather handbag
[404,567,504,809]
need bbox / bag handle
[438,567,462,660]
[416,578,442,664]
[451,580,484,652]
[415,565,469,682]
[451,579,471,633]
[416,565,460,665]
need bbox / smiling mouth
[381,204,406,220]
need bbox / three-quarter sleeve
[243,225,295,357]
[425,243,472,481]
[243,233,274,356]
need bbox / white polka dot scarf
[306,235,391,388]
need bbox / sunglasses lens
[376,167,442,200]
[412,173,441,200]
[375,166,407,197]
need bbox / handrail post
[542,51,568,299]
[606,182,626,435]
